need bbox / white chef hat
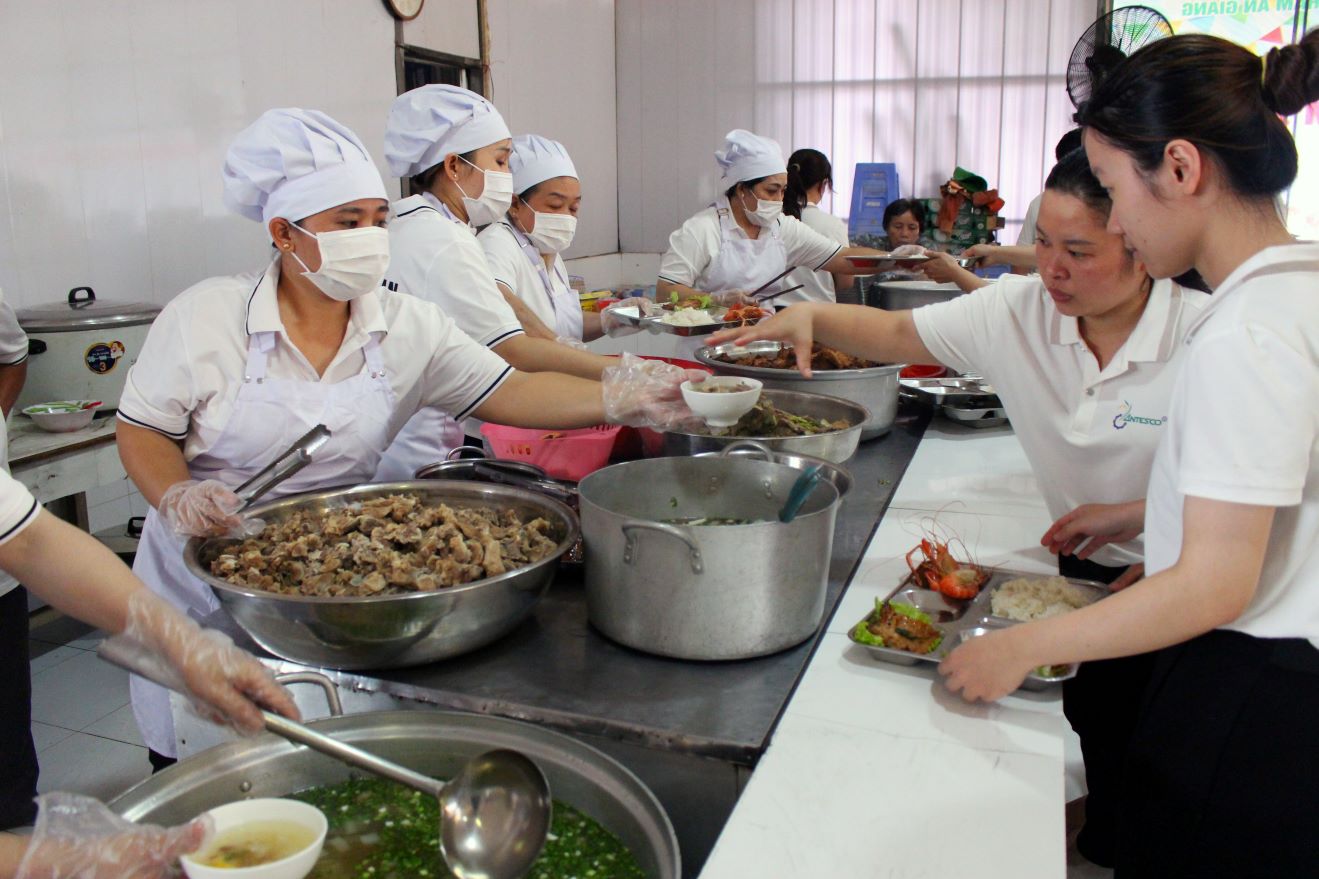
[715,129,787,184]
[384,85,512,178]
[222,108,387,227]
[509,134,578,194]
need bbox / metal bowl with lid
[183,481,579,670]
[14,286,162,411]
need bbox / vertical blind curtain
[616,0,1101,253]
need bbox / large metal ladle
[98,639,552,879]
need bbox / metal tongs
[234,424,332,511]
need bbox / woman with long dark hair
[782,148,851,303]
[941,31,1319,876]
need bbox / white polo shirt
[117,258,513,461]
[914,275,1209,567]
[658,198,843,289]
[0,301,29,367]
[478,220,581,339]
[0,297,34,597]
[1143,243,1319,645]
[785,204,850,304]
[384,193,525,348]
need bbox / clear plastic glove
[109,590,299,736]
[709,290,756,307]
[600,300,642,338]
[16,792,211,879]
[555,335,590,351]
[921,251,973,285]
[157,479,245,538]
[888,244,927,261]
[601,352,705,429]
[960,243,996,267]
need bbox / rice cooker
[14,287,161,412]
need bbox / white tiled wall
[0,0,624,312]
[0,0,399,312]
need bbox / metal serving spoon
[98,639,552,879]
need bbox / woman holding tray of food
[114,108,698,771]
[656,129,892,312]
[952,32,1316,875]
[712,145,1210,868]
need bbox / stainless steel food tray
[606,303,765,337]
[898,373,997,399]
[847,568,1109,691]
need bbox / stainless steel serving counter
[187,403,933,876]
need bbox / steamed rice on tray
[990,576,1101,622]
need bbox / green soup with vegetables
[292,777,645,879]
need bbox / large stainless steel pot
[578,456,842,660]
[183,481,579,670]
[696,341,902,440]
[695,440,853,498]
[109,708,680,879]
[869,278,965,311]
[659,388,867,463]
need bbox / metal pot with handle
[577,455,842,660]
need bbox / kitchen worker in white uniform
[713,148,1209,868]
[376,86,619,480]
[115,109,694,769]
[658,129,886,306]
[0,290,297,876]
[0,299,34,831]
[479,134,600,343]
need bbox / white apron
[374,200,476,480]
[509,223,583,341]
[130,330,397,756]
[676,202,790,356]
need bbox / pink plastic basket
[480,423,622,481]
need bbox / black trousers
[0,587,39,829]
[1058,555,1157,868]
[1118,629,1319,878]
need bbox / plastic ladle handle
[778,465,823,523]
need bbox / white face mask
[740,190,782,227]
[456,155,514,227]
[519,208,577,254]
[289,224,390,302]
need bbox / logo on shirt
[1113,400,1167,430]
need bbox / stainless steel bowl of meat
[659,388,868,463]
[183,481,579,670]
[696,341,902,440]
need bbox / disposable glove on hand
[600,300,642,338]
[16,792,212,879]
[601,352,704,430]
[109,590,299,736]
[157,479,246,538]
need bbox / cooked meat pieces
[717,343,879,371]
[868,603,942,654]
[209,494,559,597]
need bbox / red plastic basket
[480,423,622,481]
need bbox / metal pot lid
[15,286,161,332]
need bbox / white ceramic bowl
[681,376,763,428]
[21,401,101,433]
[181,798,327,879]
